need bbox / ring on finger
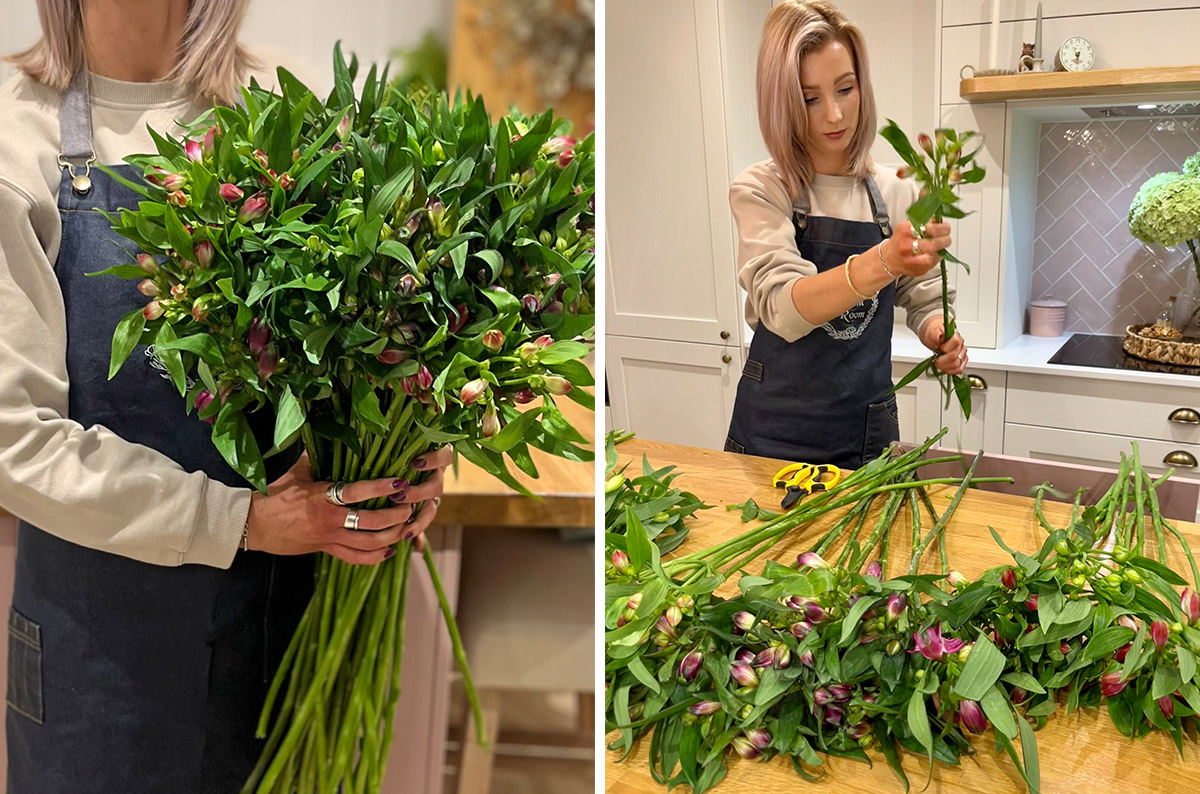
[325,481,350,506]
[911,238,921,256]
[343,508,361,531]
[915,223,926,238]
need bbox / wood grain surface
[605,439,1200,794]
[959,65,1200,102]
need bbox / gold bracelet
[843,254,875,301]
[877,239,899,279]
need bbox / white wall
[0,0,453,92]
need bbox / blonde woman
[724,0,968,469]
[0,1,451,790]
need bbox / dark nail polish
[392,479,408,490]
[383,548,396,560]
[405,508,420,525]
[413,456,428,470]
[400,530,413,541]
[389,490,408,503]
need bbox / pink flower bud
[1159,695,1176,720]
[557,151,574,168]
[416,365,434,390]
[194,240,214,268]
[887,593,907,622]
[1117,615,1139,631]
[798,651,815,668]
[1060,641,1071,656]
[790,620,814,639]
[610,550,632,575]
[195,389,215,422]
[480,406,500,437]
[543,376,571,395]
[823,704,844,726]
[248,318,272,357]
[377,348,408,365]
[803,602,826,623]
[678,651,702,682]
[1011,687,1030,704]
[202,126,217,157]
[813,687,832,706]
[448,304,469,334]
[896,165,913,179]
[664,605,683,627]
[1100,672,1127,697]
[337,114,352,141]
[190,300,207,322]
[143,300,163,320]
[521,294,540,313]
[185,139,203,162]
[732,611,755,634]
[746,728,771,751]
[482,329,504,353]
[257,346,278,380]
[167,190,189,207]
[948,169,963,183]
[1152,620,1170,652]
[947,570,968,589]
[278,172,296,191]
[253,149,269,170]
[918,133,933,155]
[865,560,883,579]
[512,387,537,404]
[797,552,830,570]
[688,701,720,717]
[146,167,167,186]
[544,300,564,314]
[137,279,159,297]
[170,283,187,300]
[219,183,244,202]
[1001,568,1017,590]
[397,274,417,297]
[534,334,554,349]
[1114,643,1132,663]
[957,700,987,733]
[163,172,188,191]
[542,135,576,156]
[1025,595,1039,611]
[730,661,758,687]
[136,253,158,275]
[828,684,853,703]
[237,192,269,223]
[460,378,488,406]
[730,737,759,760]
[654,614,677,640]
[1182,589,1200,625]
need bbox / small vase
[1172,264,1200,340]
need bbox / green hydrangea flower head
[1185,152,1200,178]
[1128,170,1200,248]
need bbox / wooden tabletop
[606,439,1200,794]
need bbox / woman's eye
[804,96,818,105]
[838,86,854,95]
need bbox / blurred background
[0,2,594,794]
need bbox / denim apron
[725,175,899,470]
[7,69,314,793]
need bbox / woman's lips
[824,129,847,140]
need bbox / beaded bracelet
[843,254,876,301]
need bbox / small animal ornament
[1018,42,1036,73]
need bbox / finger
[938,335,965,354]
[399,497,441,542]
[413,445,454,472]
[350,504,416,532]
[291,452,314,482]
[388,468,446,504]
[414,534,426,553]
[924,222,951,238]
[338,475,410,505]
[324,544,394,566]
[333,522,408,551]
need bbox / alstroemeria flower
[745,728,771,751]
[459,378,488,406]
[248,318,272,357]
[1159,694,1176,720]
[796,552,830,570]
[1152,620,1170,652]
[1100,672,1127,697]
[184,139,203,162]
[827,684,853,703]
[911,623,964,662]
[194,240,214,268]
[732,612,755,634]
[688,701,720,716]
[237,192,269,223]
[886,593,907,622]
[957,700,987,733]
[219,183,244,202]
[865,560,883,579]
[730,661,758,688]
[1183,589,1200,625]
[610,550,632,576]
[678,651,702,682]
[730,736,759,759]
[790,620,814,639]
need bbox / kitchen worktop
[605,438,1200,794]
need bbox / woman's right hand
[878,220,953,278]
[244,453,421,565]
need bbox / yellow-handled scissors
[771,462,841,509]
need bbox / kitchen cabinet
[939,368,1007,453]
[891,363,944,446]
[606,335,742,450]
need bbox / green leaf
[211,403,267,492]
[1180,647,1197,684]
[153,323,186,396]
[839,596,881,647]
[1036,586,1064,627]
[1052,598,1092,626]
[155,333,224,366]
[471,249,504,281]
[953,631,1006,701]
[1153,662,1183,699]
[981,684,1018,739]
[538,340,591,365]
[891,357,931,394]
[109,307,146,380]
[162,203,195,262]
[627,656,660,695]
[85,263,149,279]
[907,690,932,753]
[1001,672,1046,694]
[274,386,305,451]
[350,378,388,435]
[378,240,418,272]
[624,506,654,575]
[303,325,338,364]
[906,190,943,227]
[1129,556,1188,586]
[485,407,543,452]
[1082,626,1135,661]
[1016,703,1041,793]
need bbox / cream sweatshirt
[730,159,954,344]
[0,70,253,568]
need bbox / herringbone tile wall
[1032,119,1200,335]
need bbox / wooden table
[605,439,1200,794]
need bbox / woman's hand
[244,446,455,565]
[920,316,968,376]
[877,220,953,279]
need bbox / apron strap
[792,183,811,231]
[58,69,96,195]
[863,174,892,237]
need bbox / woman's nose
[826,101,842,124]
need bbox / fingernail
[413,456,428,470]
[392,479,408,490]
[383,548,396,560]
[400,530,414,541]
[405,508,421,525]
[389,490,408,503]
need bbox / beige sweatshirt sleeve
[0,160,249,569]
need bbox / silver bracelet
[878,239,899,279]
[241,523,250,552]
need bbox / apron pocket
[862,396,900,465]
[7,607,44,724]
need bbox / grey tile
[1037,166,1060,200]
[1044,269,1083,303]
[1111,135,1164,184]
[1072,255,1116,302]
[1041,171,1088,221]
[1073,219,1119,269]
[1107,225,1136,253]
[1041,206,1085,252]
[1110,120,1153,151]
[1072,187,1123,229]
[1043,137,1091,184]
[1066,286,1108,333]
[1033,237,1053,269]
[1078,156,1121,199]
[1038,132,1060,171]
[1031,268,1053,298]
[1039,238,1084,283]
[1079,124,1123,163]
[1152,119,1200,166]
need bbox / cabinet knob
[967,374,987,390]
[1169,408,1200,425]
[1163,450,1198,468]
[720,330,731,340]
[722,354,732,364]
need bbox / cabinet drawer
[1003,423,1200,523]
[1006,372,1200,445]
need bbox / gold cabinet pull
[1163,450,1198,468]
[722,354,732,364]
[967,374,987,390]
[720,330,731,340]
[1169,408,1200,425]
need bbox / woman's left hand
[920,316,968,376]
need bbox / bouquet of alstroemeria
[97,45,594,793]
[879,121,986,420]
[605,439,1200,794]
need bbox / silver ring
[914,223,925,238]
[911,238,921,256]
[325,482,349,506]
[343,508,361,530]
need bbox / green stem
[423,544,488,746]
[909,451,982,574]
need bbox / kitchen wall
[1031,117,1200,335]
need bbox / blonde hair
[757,0,877,199]
[5,0,257,105]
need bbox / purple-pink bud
[194,240,214,268]
[143,300,163,321]
[278,172,296,191]
[797,552,830,570]
[823,704,844,726]
[1152,620,1170,652]
[416,365,434,390]
[170,283,187,300]
[803,602,826,623]
[448,304,469,334]
[1001,568,1017,590]
[252,149,269,170]
[688,701,720,716]
[610,550,632,575]
[337,114,352,141]
[732,611,755,634]
[190,300,207,322]
[813,687,832,706]
[248,318,272,357]
[730,737,759,759]
[729,661,758,687]
[678,651,702,682]
[481,406,500,438]
[202,125,217,157]
[163,172,188,191]
[185,139,203,162]
[1100,672,1127,697]
[957,700,987,734]
[257,346,279,380]
[521,294,540,313]
[219,183,244,202]
[542,135,576,156]
[947,570,968,589]
[1024,595,1039,611]
[790,620,814,639]
[1183,589,1200,626]
[1159,695,1176,720]
[828,684,853,703]
[1011,686,1030,704]
[397,274,418,297]
[798,650,815,668]
[512,387,537,405]
[865,560,883,579]
[543,376,572,396]
[482,329,504,353]
[237,192,269,223]
[377,348,408,365]
[745,728,771,751]
[137,279,160,297]
[460,378,488,406]
[886,593,907,621]
[167,190,188,207]
[1117,615,1139,631]
[136,253,158,275]
[195,389,216,422]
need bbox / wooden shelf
[960,65,1200,102]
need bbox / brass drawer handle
[1164,450,1198,468]
[1169,408,1200,425]
[967,374,987,390]
[720,330,731,340]
[722,354,732,364]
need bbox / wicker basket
[1123,324,1200,367]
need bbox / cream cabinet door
[604,0,748,346]
[606,336,743,450]
[891,363,945,447]
[939,368,1006,454]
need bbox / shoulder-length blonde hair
[757,0,876,200]
[6,0,257,104]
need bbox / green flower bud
[1124,569,1143,584]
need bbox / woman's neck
[82,0,190,82]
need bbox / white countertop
[890,328,1200,388]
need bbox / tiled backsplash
[1032,119,1200,335]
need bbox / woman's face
[799,39,860,173]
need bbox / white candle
[990,0,1002,70]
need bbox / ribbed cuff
[182,481,252,569]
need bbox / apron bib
[725,174,900,470]
[7,69,314,794]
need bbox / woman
[0,1,451,790]
[724,0,968,470]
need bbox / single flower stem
[909,451,981,574]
